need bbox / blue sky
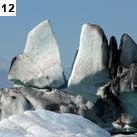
[0,0,137,69]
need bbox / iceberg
[120,34,137,65]
[68,23,110,102]
[0,110,111,137]
[8,20,65,89]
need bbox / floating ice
[8,20,65,89]
[120,34,137,65]
[68,23,110,102]
[0,110,111,137]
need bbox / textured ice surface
[0,110,111,137]
[8,20,65,89]
[120,34,137,65]
[68,23,109,102]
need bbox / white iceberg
[8,20,65,89]
[68,23,109,102]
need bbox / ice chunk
[120,34,137,65]
[68,23,110,102]
[8,20,65,89]
[0,110,111,137]
[109,36,119,79]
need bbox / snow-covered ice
[0,110,111,137]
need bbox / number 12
[2,4,15,12]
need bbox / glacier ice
[67,23,110,102]
[8,20,65,89]
[0,110,111,137]
[120,34,137,65]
